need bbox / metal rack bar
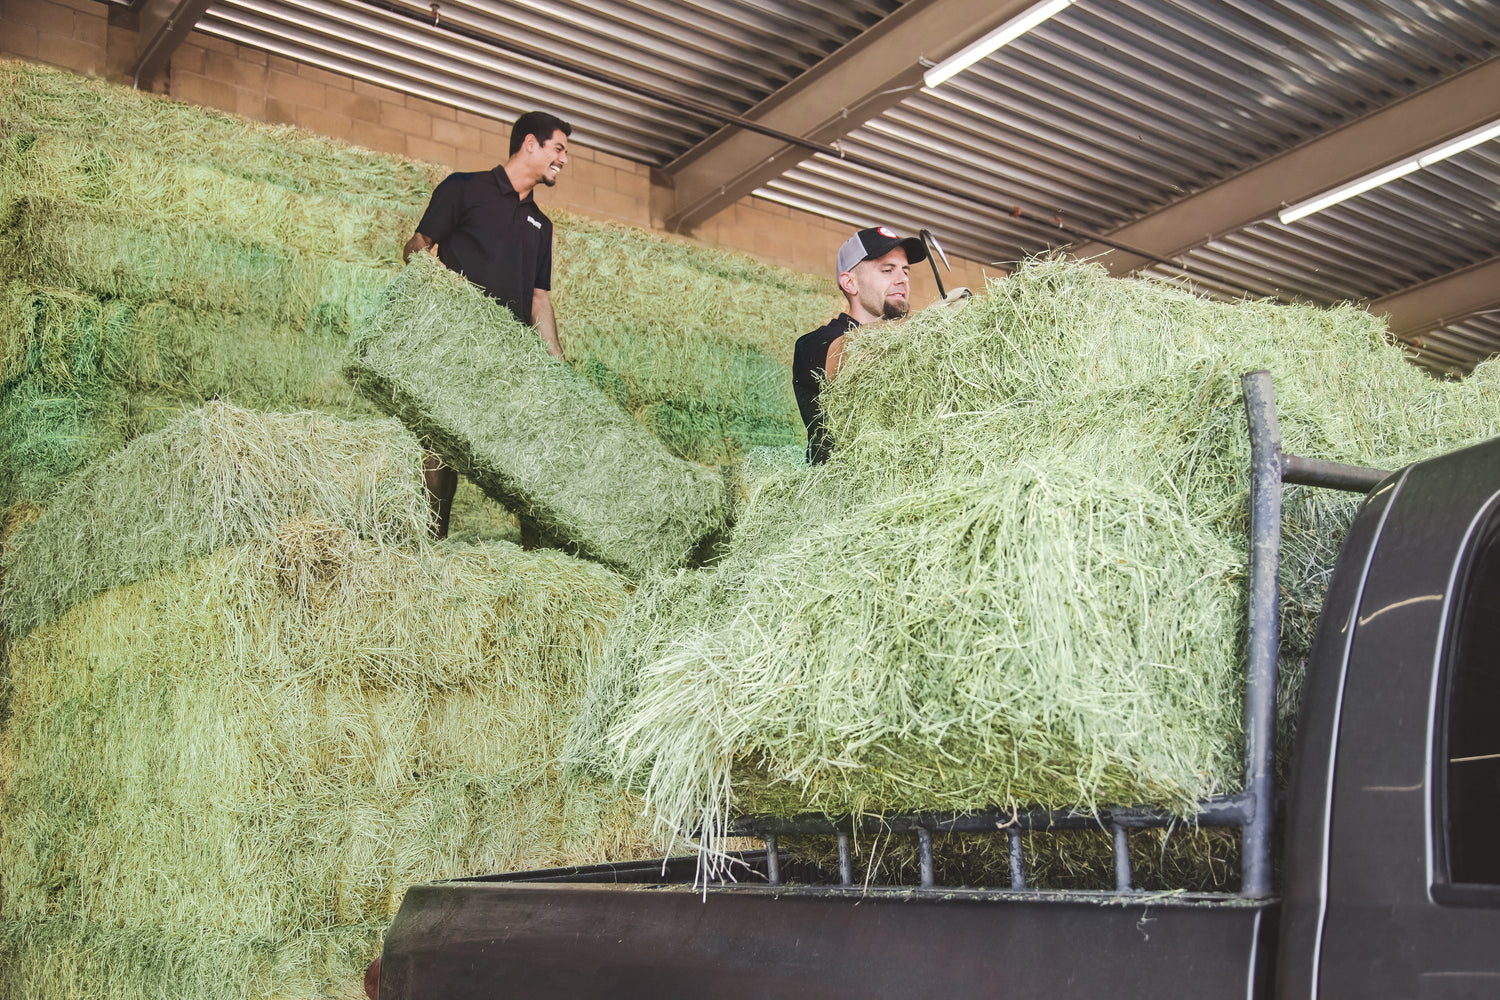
[1112,824,1133,893]
[1239,370,1283,899]
[1009,829,1026,890]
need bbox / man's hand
[402,232,440,264]
[533,288,565,361]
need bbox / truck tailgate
[381,880,1277,998]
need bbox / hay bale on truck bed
[0,401,427,639]
[347,253,728,577]
[566,258,1500,863]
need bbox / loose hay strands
[568,258,1500,859]
[1,401,428,638]
[1,196,394,326]
[347,253,729,577]
[0,526,660,944]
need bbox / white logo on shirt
[527,215,542,230]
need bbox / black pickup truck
[373,372,1500,999]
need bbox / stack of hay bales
[0,59,840,999]
[0,405,665,998]
[553,219,834,464]
[0,64,422,511]
[566,258,1500,872]
[0,59,837,516]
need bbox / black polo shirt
[416,167,552,325]
[792,312,858,464]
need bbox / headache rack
[717,369,1393,900]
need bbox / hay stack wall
[0,59,836,516]
[0,405,666,998]
[0,60,838,999]
[566,259,1500,860]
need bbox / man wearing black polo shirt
[793,226,927,464]
[403,109,572,539]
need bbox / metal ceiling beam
[659,0,1040,233]
[1369,254,1500,344]
[1069,55,1500,274]
[130,0,215,89]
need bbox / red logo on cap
[878,226,897,238]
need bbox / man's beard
[881,299,909,320]
[541,174,558,187]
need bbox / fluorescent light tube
[923,0,1074,89]
[1279,115,1500,225]
[1278,160,1420,224]
[1418,119,1500,167]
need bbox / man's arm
[532,288,564,360]
[824,334,846,379]
[403,232,439,263]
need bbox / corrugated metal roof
[199,0,905,163]
[190,0,1500,372]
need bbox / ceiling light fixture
[922,0,1075,89]
[1279,116,1500,225]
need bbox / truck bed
[381,856,1277,999]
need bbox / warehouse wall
[0,0,992,305]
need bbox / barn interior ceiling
[118,0,1500,374]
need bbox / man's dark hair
[510,111,572,156]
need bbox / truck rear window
[1442,509,1500,887]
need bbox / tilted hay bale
[0,524,660,995]
[347,253,729,576]
[567,258,1500,856]
[0,401,427,638]
[0,197,392,327]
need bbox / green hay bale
[0,58,443,209]
[0,196,393,327]
[0,284,379,507]
[567,258,1500,853]
[552,216,837,464]
[0,128,419,267]
[0,918,382,1000]
[0,402,427,638]
[0,524,661,944]
[347,253,728,576]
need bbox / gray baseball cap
[836,226,928,279]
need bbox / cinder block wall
[1,0,994,306]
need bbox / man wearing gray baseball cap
[792,226,929,464]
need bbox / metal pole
[1008,829,1027,890]
[1112,824,1133,892]
[1239,370,1283,898]
[765,834,781,886]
